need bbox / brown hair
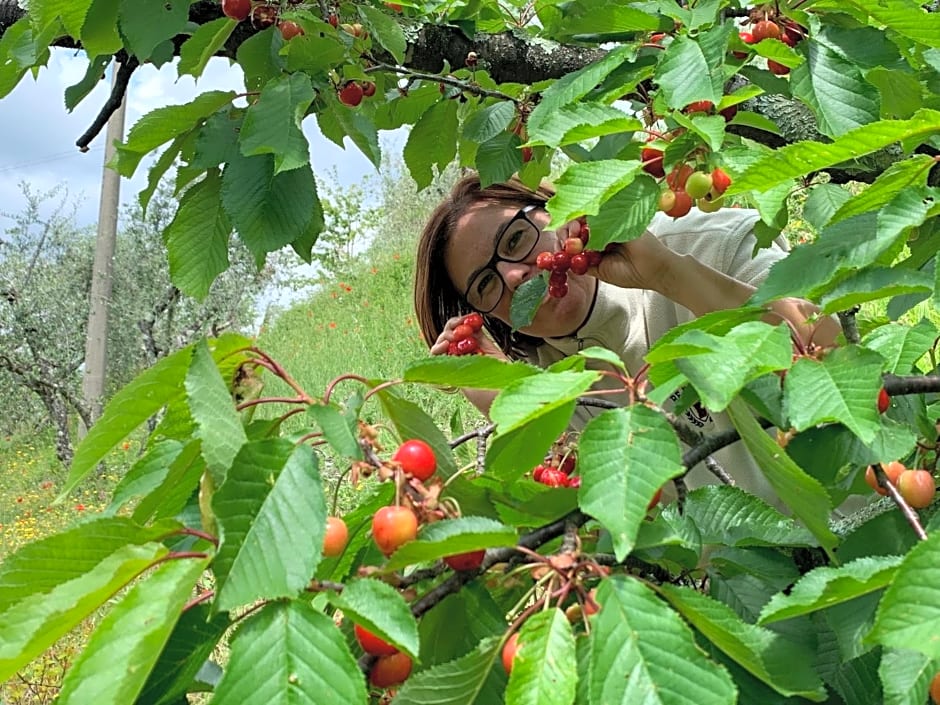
[414,173,556,356]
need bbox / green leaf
[212,440,326,612]
[589,576,737,704]
[759,556,903,625]
[671,322,792,412]
[113,91,236,177]
[139,134,186,213]
[587,176,661,249]
[236,28,284,92]
[660,584,827,700]
[880,648,940,705]
[403,355,539,389]
[239,73,315,174]
[220,153,318,263]
[64,335,250,496]
[80,0,121,56]
[324,99,383,169]
[384,517,517,571]
[784,345,885,443]
[404,100,459,190]
[658,34,721,110]
[869,530,940,658]
[358,4,406,63]
[545,160,642,229]
[0,19,33,99]
[862,319,937,374]
[178,17,237,79]
[211,600,369,704]
[108,440,184,514]
[486,402,576,482]
[185,339,247,483]
[528,45,634,137]
[681,485,817,548]
[64,54,110,111]
[117,0,193,62]
[526,102,642,148]
[829,155,937,224]
[57,555,209,704]
[819,266,934,313]
[376,389,459,479]
[463,101,517,144]
[867,67,924,119]
[417,586,507,667]
[509,275,548,330]
[164,170,232,300]
[489,370,599,437]
[131,439,204,524]
[393,637,505,705]
[506,609,577,705]
[578,406,684,561]
[726,398,839,554]
[0,525,172,681]
[476,130,525,188]
[726,109,940,195]
[307,400,363,461]
[30,0,92,37]
[328,578,420,660]
[838,0,940,48]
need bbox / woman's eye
[476,271,498,296]
[503,228,525,254]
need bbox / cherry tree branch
[75,52,138,152]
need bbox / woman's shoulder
[647,206,760,240]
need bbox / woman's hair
[414,173,556,357]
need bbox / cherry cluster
[741,15,806,76]
[864,460,936,508]
[536,220,603,299]
[221,0,304,38]
[532,453,580,488]
[447,313,484,355]
[338,80,377,108]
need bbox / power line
[0,146,104,175]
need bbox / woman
[414,173,841,506]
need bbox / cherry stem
[183,590,215,612]
[235,395,307,411]
[323,373,369,403]
[243,346,314,403]
[872,463,928,541]
[175,527,219,547]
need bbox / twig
[837,306,861,344]
[76,53,139,152]
[872,463,928,540]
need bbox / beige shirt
[518,207,793,507]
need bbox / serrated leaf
[880,648,940,705]
[393,636,505,705]
[30,0,92,37]
[726,109,940,195]
[212,440,326,611]
[131,439,204,524]
[506,609,577,705]
[403,355,539,389]
[869,530,940,658]
[726,398,838,553]
[489,370,599,436]
[820,266,933,313]
[211,600,368,704]
[830,155,936,224]
[660,584,827,700]
[108,440,184,514]
[57,555,209,704]
[784,345,884,443]
[384,517,517,571]
[221,153,318,263]
[404,99,458,190]
[545,160,642,229]
[671,322,792,412]
[358,4,406,63]
[64,54,109,111]
[178,16,236,79]
[862,319,937,373]
[80,0,121,56]
[867,66,924,119]
[589,576,736,705]
[486,402,575,481]
[528,45,634,137]
[63,335,250,496]
[658,35,721,109]
[139,134,185,213]
[838,0,940,48]
[165,170,232,300]
[463,101,517,144]
[239,73,314,173]
[117,0,192,62]
[0,19,33,99]
[527,102,642,148]
[113,91,236,177]
[578,406,684,561]
[307,400,363,460]
[476,130,525,188]
[376,389,459,479]
[328,578,420,660]
[417,586,507,667]
[185,339,246,483]
[681,485,817,548]
[587,176,660,249]
[510,275,548,330]
[759,556,903,625]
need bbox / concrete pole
[80,66,126,433]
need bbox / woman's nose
[495,259,531,291]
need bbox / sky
[0,48,385,229]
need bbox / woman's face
[444,201,596,339]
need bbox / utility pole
[80,65,126,434]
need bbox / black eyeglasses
[462,205,543,313]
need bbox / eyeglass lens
[465,213,540,312]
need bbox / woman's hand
[430,315,508,360]
[585,230,681,293]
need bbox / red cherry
[548,283,569,298]
[752,20,782,42]
[684,100,714,114]
[768,60,790,75]
[558,455,576,475]
[585,250,603,266]
[566,475,581,488]
[521,146,533,163]
[578,221,590,244]
[338,81,364,107]
[328,13,339,27]
[369,652,412,688]
[452,324,474,342]
[447,341,460,355]
[385,2,403,11]
[323,516,348,557]
[361,81,376,97]
[250,3,279,29]
[640,146,665,178]
[710,168,732,196]
[539,468,569,487]
[532,464,548,482]
[455,337,478,355]
[536,251,554,270]
[462,313,484,331]
[898,469,936,508]
[564,237,584,256]
[549,269,568,286]
[665,164,694,190]
[278,20,304,40]
[930,671,940,704]
[392,439,437,481]
[502,633,520,673]
[552,251,571,272]
[372,505,418,555]
[221,0,251,21]
[878,387,890,413]
[443,550,485,571]
[583,588,600,615]
[740,31,756,44]
[569,253,589,275]
[664,190,693,218]
[648,487,663,510]
[355,624,399,656]
[718,105,738,122]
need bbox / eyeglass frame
[461,204,545,313]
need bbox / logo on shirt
[669,391,713,428]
